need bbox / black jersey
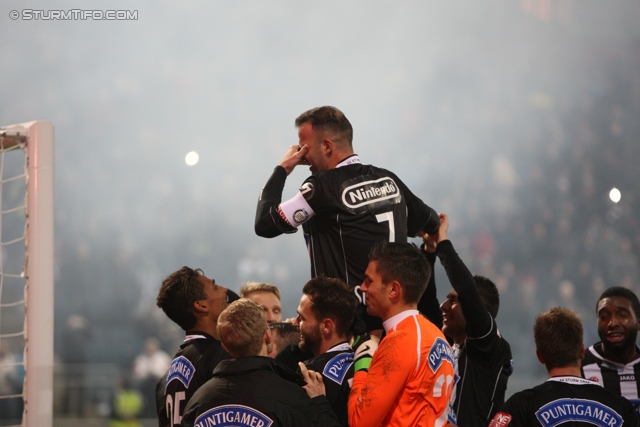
[156,332,230,427]
[436,240,513,426]
[489,376,640,427]
[255,156,438,331]
[181,356,341,427]
[451,318,513,426]
[581,342,640,414]
[255,156,438,287]
[303,343,354,427]
[299,160,437,286]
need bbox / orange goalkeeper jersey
[349,310,455,427]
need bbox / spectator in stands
[581,286,640,412]
[240,282,283,324]
[423,213,513,426]
[60,314,91,416]
[132,337,170,418]
[489,307,639,426]
[293,276,357,427]
[110,374,143,427]
[348,242,454,427]
[182,299,341,427]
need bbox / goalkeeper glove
[353,335,379,373]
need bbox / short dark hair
[534,307,583,370]
[268,322,301,351]
[217,299,267,358]
[368,242,431,304]
[597,287,640,318]
[302,276,357,337]
[474,275,500,319]
[156,266,207,331]
[295,106,353,148]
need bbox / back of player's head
[156,266,207,331]
[368,242,431,304]
[217,299,267,358]
[474,275,500,319]
[302,276,358,337]
[534,307,583,370]
[596,286,640,318]
[240,282,281,300]
[295,106,353,148]
[268,322,301,351]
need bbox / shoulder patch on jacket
[165,356,196,392]
[322,352,354,385]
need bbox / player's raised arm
[254,143,316,238]
[434,213,492,338]
[434,213,513,425]
[418,231,443,328]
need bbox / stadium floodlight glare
[0,121,54,427]
[609,187,621,204]
[185,151,199,166]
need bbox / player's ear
[535,350,545,365]
[579,344,585,361]
[264,327,272,345]
[194,300,207,314]
[322,138,333,155]
[388,281,401,300]
[321,318,333,335]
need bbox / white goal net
[0,121,54,427]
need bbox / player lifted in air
[255,106,439,331]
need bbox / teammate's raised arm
[429,213,513,426]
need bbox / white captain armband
[277,191,316,227]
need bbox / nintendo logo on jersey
[342,177,400,209]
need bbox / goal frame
[0,120,54,427]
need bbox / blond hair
[239,282,281,300]
[217,299,267,358]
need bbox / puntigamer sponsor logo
[428,337,454,372]
[323,352,354,385]
[165,356,195,391]
[342,177,399,209]
[535,399,622,427]
[195,405,273,427]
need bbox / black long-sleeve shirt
[436,239,514,426]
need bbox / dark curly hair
[156,266,207,331]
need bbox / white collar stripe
[336,155,361,168]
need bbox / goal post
[0,120,54,427]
